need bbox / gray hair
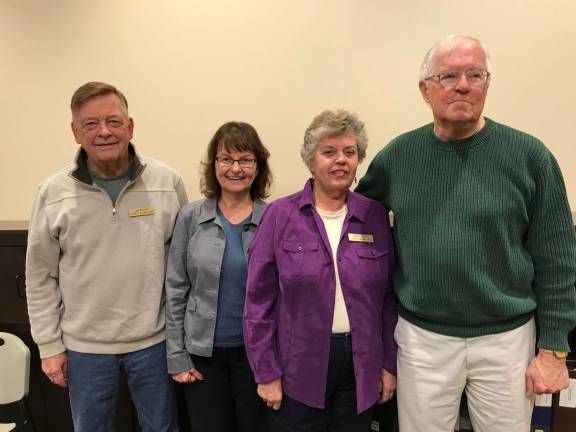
[419,34,492,82]
[301,109,368,168]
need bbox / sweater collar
[429,117,495,152]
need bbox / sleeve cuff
[38,339,66,358]
[253,368,283,384]
[537,326,572,352]
[167,352,194,375]
[382,357,397,376]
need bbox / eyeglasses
[80,117,126,131]
[215,156,257,168]
[425,68,490,87]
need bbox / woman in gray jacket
[165,122,272,432]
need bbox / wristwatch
[540,349,569,359]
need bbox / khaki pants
[395,317,535,432]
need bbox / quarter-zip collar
[71,143,144,185]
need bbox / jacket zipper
[69,162,145,218]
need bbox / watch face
[555,351,569,359]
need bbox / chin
[223,184,251,194]
[447,109,479,120]
[331,181,353,192]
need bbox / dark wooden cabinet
[0,221,28,325]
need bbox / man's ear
[419,80,430,104]
[71,121,81,144]
[127,117,134,140]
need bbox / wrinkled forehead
[433,38,487,70]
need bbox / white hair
[419,34,492,82]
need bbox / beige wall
[1,0,575,220]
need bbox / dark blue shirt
[214,208,251,347]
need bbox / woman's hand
[379,368,396,403]
[257,378,283,410]
[171,368,204,383]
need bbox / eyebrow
[80,115,123,121]
[217,151,254,156]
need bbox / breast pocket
[355,248,390,285]
[277,240,321,277]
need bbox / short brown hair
[70,81,129,114]
[201,122,272,200]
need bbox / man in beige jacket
[26,82,187,432]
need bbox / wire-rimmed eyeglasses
[215,156,257,168]
[425,68,490,87]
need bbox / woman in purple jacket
[243,110,398,432]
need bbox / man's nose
[453,73,471,92]
[97,121,112,136]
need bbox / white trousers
[395,317,535,432]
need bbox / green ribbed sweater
[357,118,576,351]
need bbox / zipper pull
[112,207,117,216]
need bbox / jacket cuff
[253,368,282,384]
[167,352,194,375]
[382,357,397,375]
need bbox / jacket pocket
[354,248,390,284]
[278,240,320,277]
[355,248,388,259]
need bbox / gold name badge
[128,207,155,217]
[348,233,374,243]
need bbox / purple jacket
[243,180,397,413]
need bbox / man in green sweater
[357,35,576,432]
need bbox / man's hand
[379,368,397,403]
[171,368,204,383]
[257,378,282,410]
[41,352,68,387]
[525,351,570,396]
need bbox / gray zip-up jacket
[165,197,266,374]
[26,145,188,357]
